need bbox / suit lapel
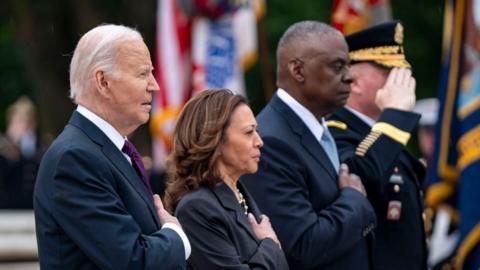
[238,181,262,222]
[270,96,338,180]
[212,183,258,242]
[68,111,160,228]
[101,143,160,227]
[300,131,338,180]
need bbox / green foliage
[0,0,444,141]
[0,18,34,131]
[390,0,444,155]
[391,0,444,100]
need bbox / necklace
[236,188,249,215]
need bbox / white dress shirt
[76,105,191,259]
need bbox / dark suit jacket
[33,111,186,270]
[328,107,427,270]
[175,181,289,270]
[241,95,376,270]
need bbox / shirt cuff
[162,222,191,259]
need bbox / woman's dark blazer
[175,181,289,270]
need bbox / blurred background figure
[0,96,43,209]
[413,98,439,172]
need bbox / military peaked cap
[346,20,411,68]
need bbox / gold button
[394,184,400,193]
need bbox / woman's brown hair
[164,89,247,213]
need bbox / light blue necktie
[321,127,340,173]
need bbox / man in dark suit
[327,21,427,270]
[33,24,190,270]
[241,21,376,270]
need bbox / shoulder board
[326,120,347,130]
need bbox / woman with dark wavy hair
[165,89,288,270]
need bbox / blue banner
[428,0,480,268]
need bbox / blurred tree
[0,1,34,133]
[1,0,158,148]
[391,0,444,100]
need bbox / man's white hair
[69,24,142,101]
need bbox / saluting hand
[153,194,182,227]
[375,67,416,112]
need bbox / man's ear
[287,59,305,83]
[93,69,111,98]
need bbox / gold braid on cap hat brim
[349,45,411,68]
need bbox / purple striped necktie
[122,140,152,193]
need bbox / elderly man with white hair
[33,24,190,270]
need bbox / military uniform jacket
[328,107,427,270]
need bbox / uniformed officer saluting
[328,21,427,270]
